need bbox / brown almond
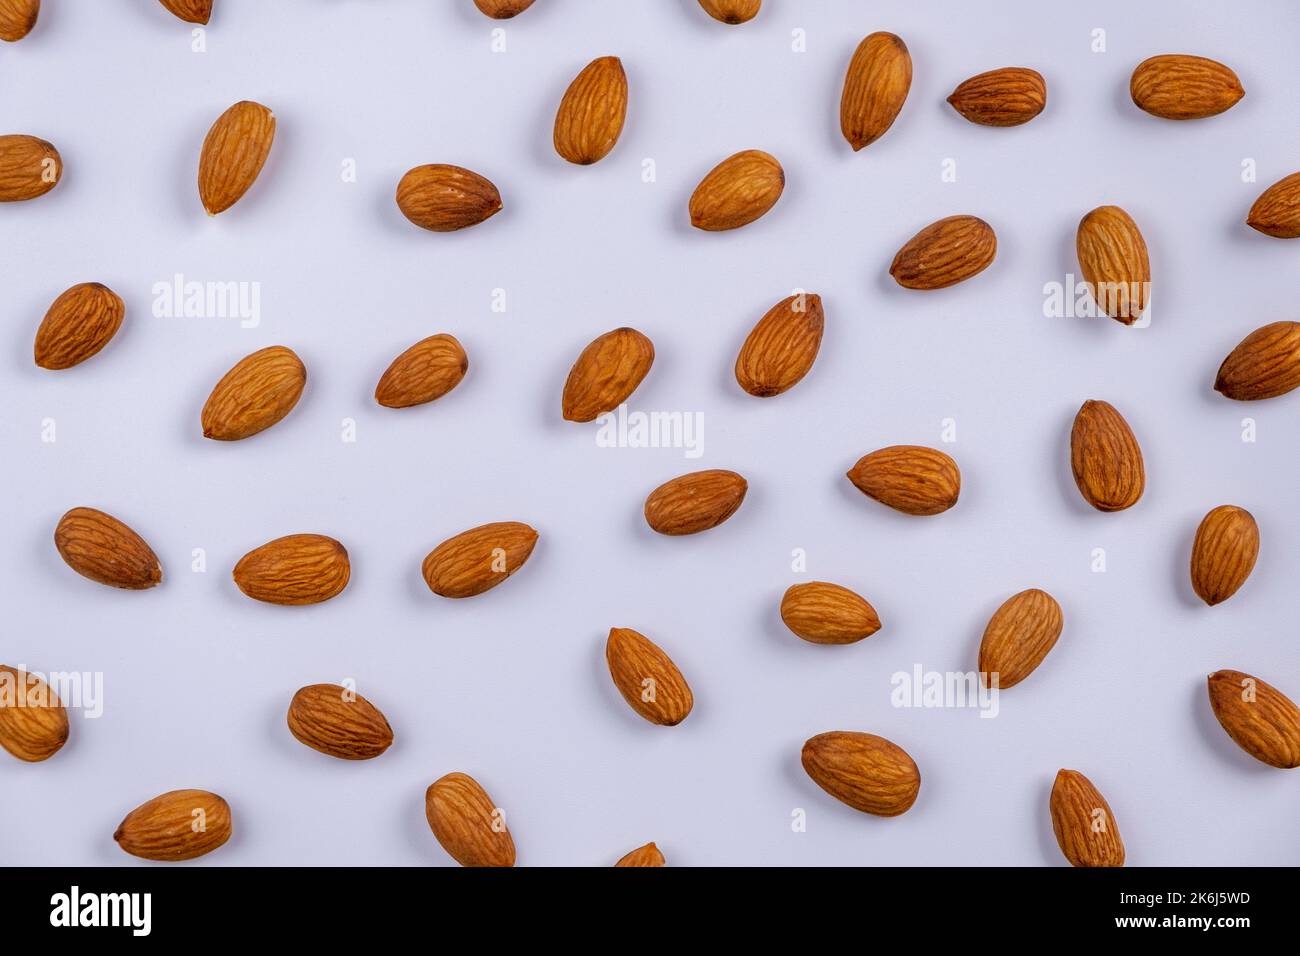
[605,627,693,726]
[735,293,824,397]
[233,534,350,606]
[846,445,960,516]
[978,589,1063,689]
[688,149,784,231]
[396,164,502,232]
[1214,321,1300,400]
[1207,670,1300,769]
[198,100,276,215]
[801,731,920,817]
[54,507,162,590]
[1130,54,1243,120]
[780,582,880,645]
[643,469,747,535]
[34,282,125,370]
[697,0,759,23]
[0,666,68,762]
[615,842,666,866]
[840,32,911,150]
[287,684,393,760]
[1069,400,1145,512]
[0,0,36,41]
[425,772,515,867]
[472,0,534,17]
[201,345,306,441]
[890,215,997,290]
[0,134,61,201]
[1190,506,1259,606]
[1076,205,1150,325]
[947,67,1046,127]
[422,521,538,598]
[159,0,211,24]
[1050,769,1125,867]
[1247,172,1300,238]
[561,327,655,422]
[115,789,232,862]
[553,56,627,165]
[375,333,468,408]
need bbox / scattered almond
[159,0,211,24]
[375,333,468,408]
[947,67,1046,126]
[0,134,61,201]
[890,215,996,289]
[1214,321,1300,400]
[115,790,233,862]
[643,469,747,535]
[1069,400,1145,512]
[554,56,627,165]
[54,507,162,590]
[1190,506,1259,606]
[0,0,37,42]
[615,842,665,866]
[198,100,276,215]
[422,521,538,598]
[1207,670,1300,769]
[846,445,960,516]
[201,345,306,441]
[1246,172,1300,238]
[688,149,784,231]
[606,627,694,726]
[425,772,515,867]
[233,534,350,605]
[780,582,880,645]
[734,293,824,397]
[473,0,534,17]
[840,32,911,150]
[396,164,502,232]
[0,666,68,762]
[1076,205,1150,324]
[1130,54,1243,120]
[561,327,655,422]
[698,0,758,23]
[978,589,1063,689]
[1050,770,1125,867]
[287,684,393,760]
[34,282,125,370]
[801,731,920,816]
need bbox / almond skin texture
[606,627,694,726]
[978,589,1063,689]
[0,666,68,762]
[1076,205,1150,324]
[554,56,627,165]
[115,790,232,862]
[780,582,881,645]
[1050,770,1125,867]
[472,0,534,17]
[55,507,162,590]
[1247,172,1300,238]
[688,149,784,231]
[159,0,211,24]
[890,215,997,290]
[644,469,747,535]
[34,283,125,370]
[0,134,61,201]
[1214,321,1300,400]
[233,534,350,606]
[1070,400,1145,512]
[287,684,393,760]
[425,772,515,867]
[1190,506,1259,606]
[735,293,824,397]
[840,32,911,150]
[0,0,37,40]
[396,164,502,232]
[422,521,538,598]
[562,327,655,422]
[615,842,665,866]
[375,334,468,408]
[1207,670,1300,769]
[198,101,275,215]
[801,732,920,817]
[948,67,1046,127]
[698,0,759,23]
[1130,55,1243,120]
[846,445,960,516]
[201,345,306,441]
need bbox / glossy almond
[34,283,125,370]
[801,731,920,817]
[425,772,515,867]
[1130,54,1243,120]
[735,293,824,397]
[1070,400,1144,512]
[697,0,759,23]
[472,0,534,17]
[846,445,960,516]
[780,582,880,645]
[201,345,306,441]
[198,100,275,215]
[978,589,1063,689]
[948,67,1046,127]
[688,149,784,231]
[422,521,538,598]
[1247,172,1300,238]
[1050,770,1124,867]
[233,534,350,605]
[606,627,693,726]
[287,684,393,760]
[54,507,162,590]
[890,215,996,290]
[1214,321,1300,400]
[1190,506,1259,606]
[396,164,502,232]
[0,666,68,762]
[375,334,468,408]
[562,327,654,422]
[115,790,232,862]
[615,842,665,866]
[0,134,61,201]
[1076,205,1149,324]
[159,0,211,24]
[0,0,36,41]
[840,32,911,150]
[1207,670,1300,769]
[554,56,627,165]
[643,469,747,535]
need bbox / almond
[1213,321,1300,400]
[780,582,880,645]
[977,589,1063,689]
[1050,769,1125,867]
[233,534,350,605]
[734,293,824,397]
[34,282,125,370]
[643,469,747,535]
[553,56,627,165]
[0,0,37,42]
[287,684,393,760]
[1130,54,1243,120]
[606,627,694,726]
[422,521,538,598]
[1076,205,1150,324]
[840,32,911,150]
[1190,506,1259,606]
[615,842,666,866]
[947,67,1046,127]
[889,215,997,289]
[115,789,232,862]
[201,345,306,441]
[1069,400,1145,512]
[425,772,515,867]
[198,100,275,215]
[0,666,68,762]
[472,0,534,17]
[375,333,468,408]
[54,507,162,590]
[846,445,960,516]
[801,731,920,817]
[0,134,61,201]
[561,327,655,422]
[688,149,784,231]
[697,0,759,24]
[396,164,502,232]
[1207,670,1300,769]
[159,0,211,24]
[1246,172,1300,238]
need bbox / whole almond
[643,469,747,535]
[1050,769,1125,867]
[201,345,306,441]
[1190,506,1259,606]
[0,0,37,41]
[562,327,655,422]
[233,534,350,605]
[801,731,920,817]
[422,521,538,598]
[606,627,694,726]
[0,666,68,762]
[34,282,125,370]
[1076,205,1150,325]
[780,582,880,645]
[425,772,515,867]
[688,149,784,231]
[890,215,997,290]
[846,445,960,516]
[159,0,211,24]
[1070,400,1145,512]
[1246,172,1300,238]
[1130,54,1243,120]
[375,333,468,408]
[472,0,534,17]
[735,293,824,397]
[115,789,232,862]
[615,842,665,866]
[1214,321,1300,400]
[287,684,393,760]
[0,134,61,201]
[978,588,1063,689]
[947,67,1046,127]
[396,164,502,232]
[55,507,162,590]
[554,56,627,165]
[840,32,911,150]
[198,100,275,215]
[697,0,759,23]
[1207,670,1300,769]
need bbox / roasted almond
[615,842,665,866]
[890,215,996,290]
[422,521,538,598]
[562,327,654,422]
[159,0,211,24]
[1214,321,1300,400]
[0,666,68,762]
[1207,670,1300,769]
[55,507,162,590]
[554,56,627,165]
[1190,506,1259,606]
[780,581,880,645]
[233,534,350,605]
[606,627,693,726]
[34,282,125,370]
[287,684,393,760]
[425,772,515,867]
[115,789,232,862]
[375,333,468,408]
[1246,172,1300,238]
[201,345,306,441]
[801,731,920,817]
[1076,205,1150,325]
[846,445,960,516]
[735,293,824,397]
[1070,400,1145,512]
[198,100,275,215]
[472,0,534,17]
[978,588,1063,689]
[396,164,502,232]
[688,149,784,231]
[698,0,758,23]
[643,469,747,535]
[0,0,37,41]
[840,32,911,150]
[0,134,61,201]
[1130,54,1243,120]
[947,67,1046,126]
[1050,770,1125,867]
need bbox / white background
[2,0,1298,866]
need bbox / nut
[0,666,69,762]
[801,731,920,816]
[947,67,1046,126]
[287,684,393,760]
[422,521,538,598]
[1050,770,1125,867]
[1069,400,1145,512]
[734,293,824,397]
[201,345,306,441]
[840,32,911,150]
[198,100,276,215]
[846,445,960,516]
[34,282,125,370]
[425,772,516,867]
[889,215,997,289]
[114,789,233,862]
[1076,205,1150,324]
[396,164,502,232]
[1190,506,1259,606]
[1130,54,1243,120]
[553,56,627,165]
[54,507,162,590]
[606,627,694,726]
[977,589,1063,689]
[1207,670,1300,769]
[688,149,784,231]
[375,333,468,408]
[780,582,880,645]
[561,327,655,422]
[233,534,350,605]
[1213,321,1300,400]
[643,469,747,535]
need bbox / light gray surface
[2,0,1298,866]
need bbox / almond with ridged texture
[0,666,68,762]
[115,790,232,862]
[1130,55,1243,120]
[615,842,665,866]
[0,134,61,201]
[287,684,393,760]
[1076,205,1149,324]
[1214,321,1300,400]
[846,445,960,516]
[606,627,693,726]
[233,534,350,605]
[801,732,920,816]
[947,67,1046,126]
[644,469,747,535]
[425,772,515,867]
[375,334,468,408]
[890,215,996,289]
[472,0,534,17]
[1050,770,1124,867]
[201,345,306,441]
[780,582,880,645]
[1070,400,1144,512]
[554,56,627,165]
[159,0,211,24]
[1190,506,1258,606]
[698,0,759,23]
[1247,172,1300,238]
[34,283,125,370]
[1207,670,1300,769]
[688,149,784,231]
[562,327,654,422]
[978,589,1063,689]
[396,164,502,232]
[55,507,162,590]
[422,521,538,598]
[0,0,37,41]
[735,293,823,396]
[840,32,911,150]
[198,101,275,215]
